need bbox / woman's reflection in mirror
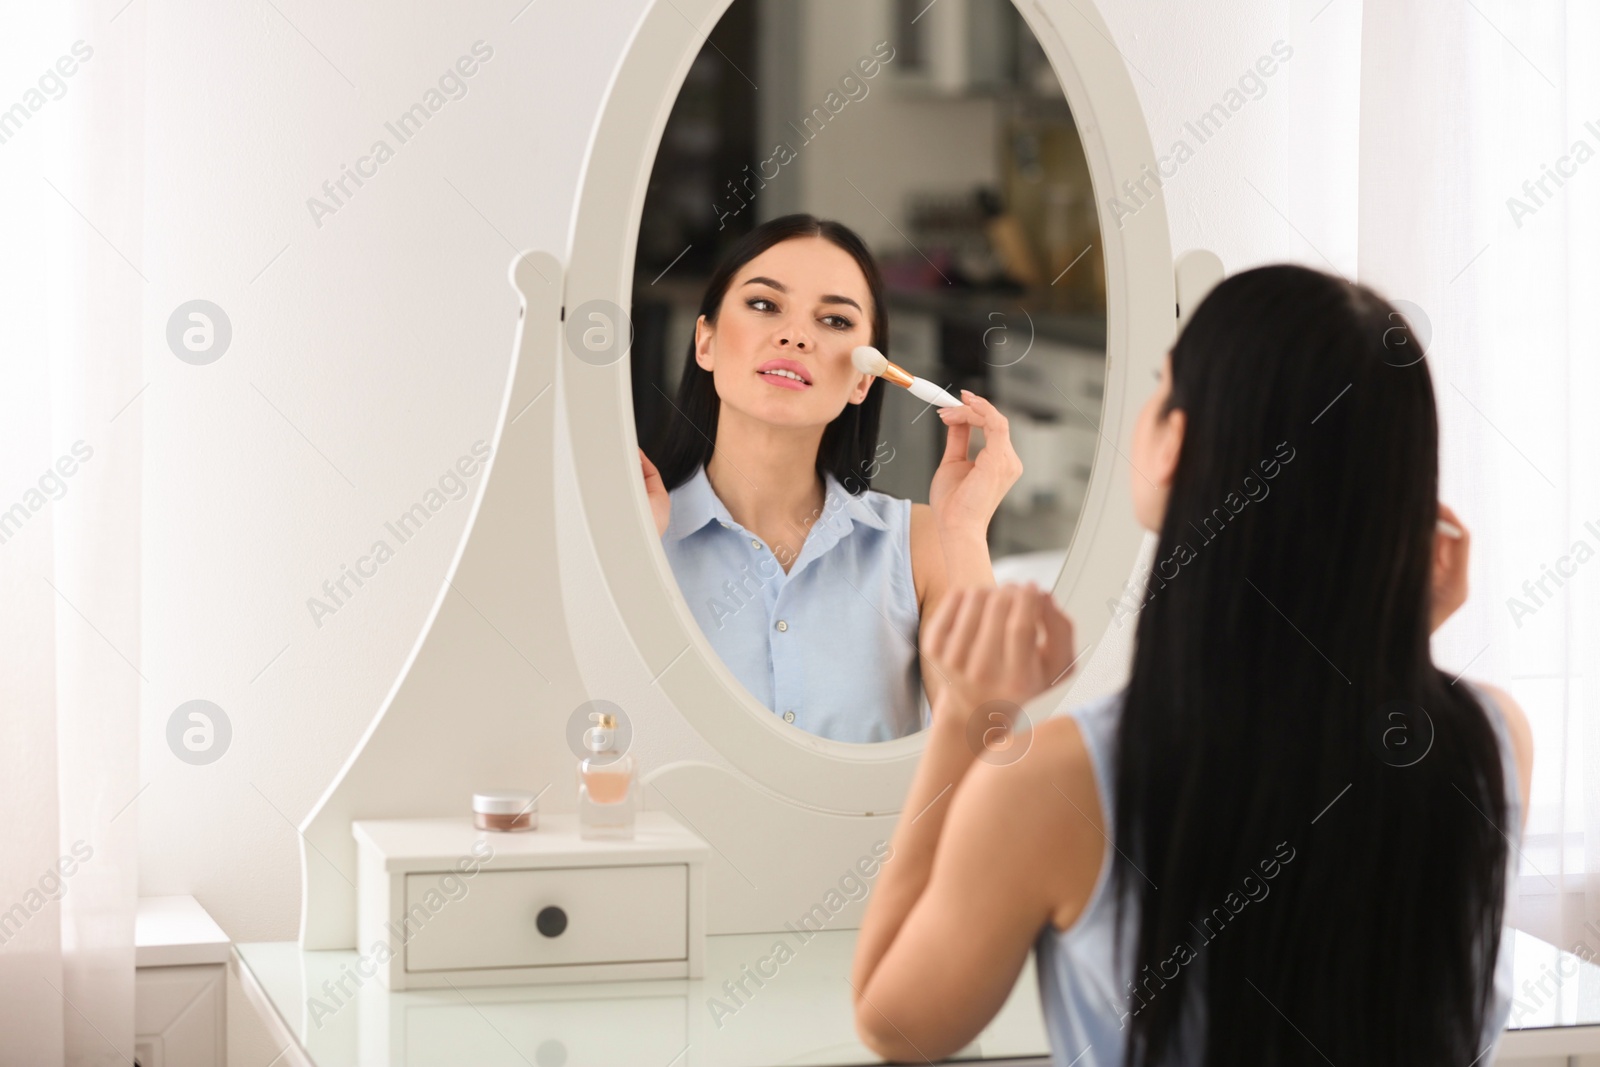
[640,214,1024,744]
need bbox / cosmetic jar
[472,789,539,832]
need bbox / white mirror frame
[563,0,1174,815]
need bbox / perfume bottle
[578,711,636,840]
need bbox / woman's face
[694,236,875,430]
[1130,351,1186,532]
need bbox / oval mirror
[630,0,1111,749]
[562,0,1172,811]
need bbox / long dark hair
[647,213,889,494]
[1113,265,1509,1066]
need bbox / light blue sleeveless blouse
[1036,680,1523,1066]
[660,464,929,744]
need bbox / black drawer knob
[536,905,567,938]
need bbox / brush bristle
[852,345,887,375]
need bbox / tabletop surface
[236,927,1600,1067]
[353,812,711,872]
[136,895,231,968]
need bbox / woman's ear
[693,314,714,371]
[1152,407,1186,487]
[848,373,873,405]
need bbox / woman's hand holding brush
[929,390,1023,540]
[850,344,1022,552]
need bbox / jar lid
[472,789,539,816]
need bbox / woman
[851,265,1534,1066]
[639,214,1023,744]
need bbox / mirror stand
[295,253,585,950]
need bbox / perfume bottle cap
[582,711,617,753]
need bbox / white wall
[787,0,1002,248]
[129,0,1361,1058]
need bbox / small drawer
[404,864,687,973]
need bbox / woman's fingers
[942,587,992,675]
[1438,502,1470,549]
[958,391,1013,449]
[1430,502,1471,632]
[936,403,978,424]
[640,449,672,536]
[1434,502,1470,578]
[938,414,972,466]
[1003,586,1044,690]
[942,392,1022,490]
[969,585,1021,692]
[924,584,1080,709]
[639,447,661,480]
[1039,592,1077,686]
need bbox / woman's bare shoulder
[1467,679,1533,824]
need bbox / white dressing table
[234,928,1600,1066]
[234,928,1051,1066]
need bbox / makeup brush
[852,346,965,408]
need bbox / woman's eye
[823,315,854,331]
[748,297,776,312]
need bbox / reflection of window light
[1516,832,1588,892]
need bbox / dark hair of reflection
[1114,265,1508,1066]
[647,213,888,495]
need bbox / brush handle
[910,377,964,408]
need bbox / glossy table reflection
[236,928,1049,1066]
[235,928,1600,1066]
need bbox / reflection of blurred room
[633,0,1108,566]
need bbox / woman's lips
[758,370,811,391]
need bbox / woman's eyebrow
[741,275,863,313]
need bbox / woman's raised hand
[1430,502,1470,633]
[640,448,670,537]
[930,391,1023,538]
[922,583,1077,718]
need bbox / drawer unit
[404,864,687,972]
[354,812,708,990]
[135,896,230,1067]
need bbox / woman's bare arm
[928,391,1017,589]
[910,502,952,711]
[853,585,1091,1060]
[910,390,1022,711]
[852,699,1102,1059]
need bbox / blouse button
[775,620,788,632]
[783,710,795,723]
[750,538,761,549]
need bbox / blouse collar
[663,463,891,547]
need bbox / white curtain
[0,1,142,1063]
[1358,0,1600,953]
